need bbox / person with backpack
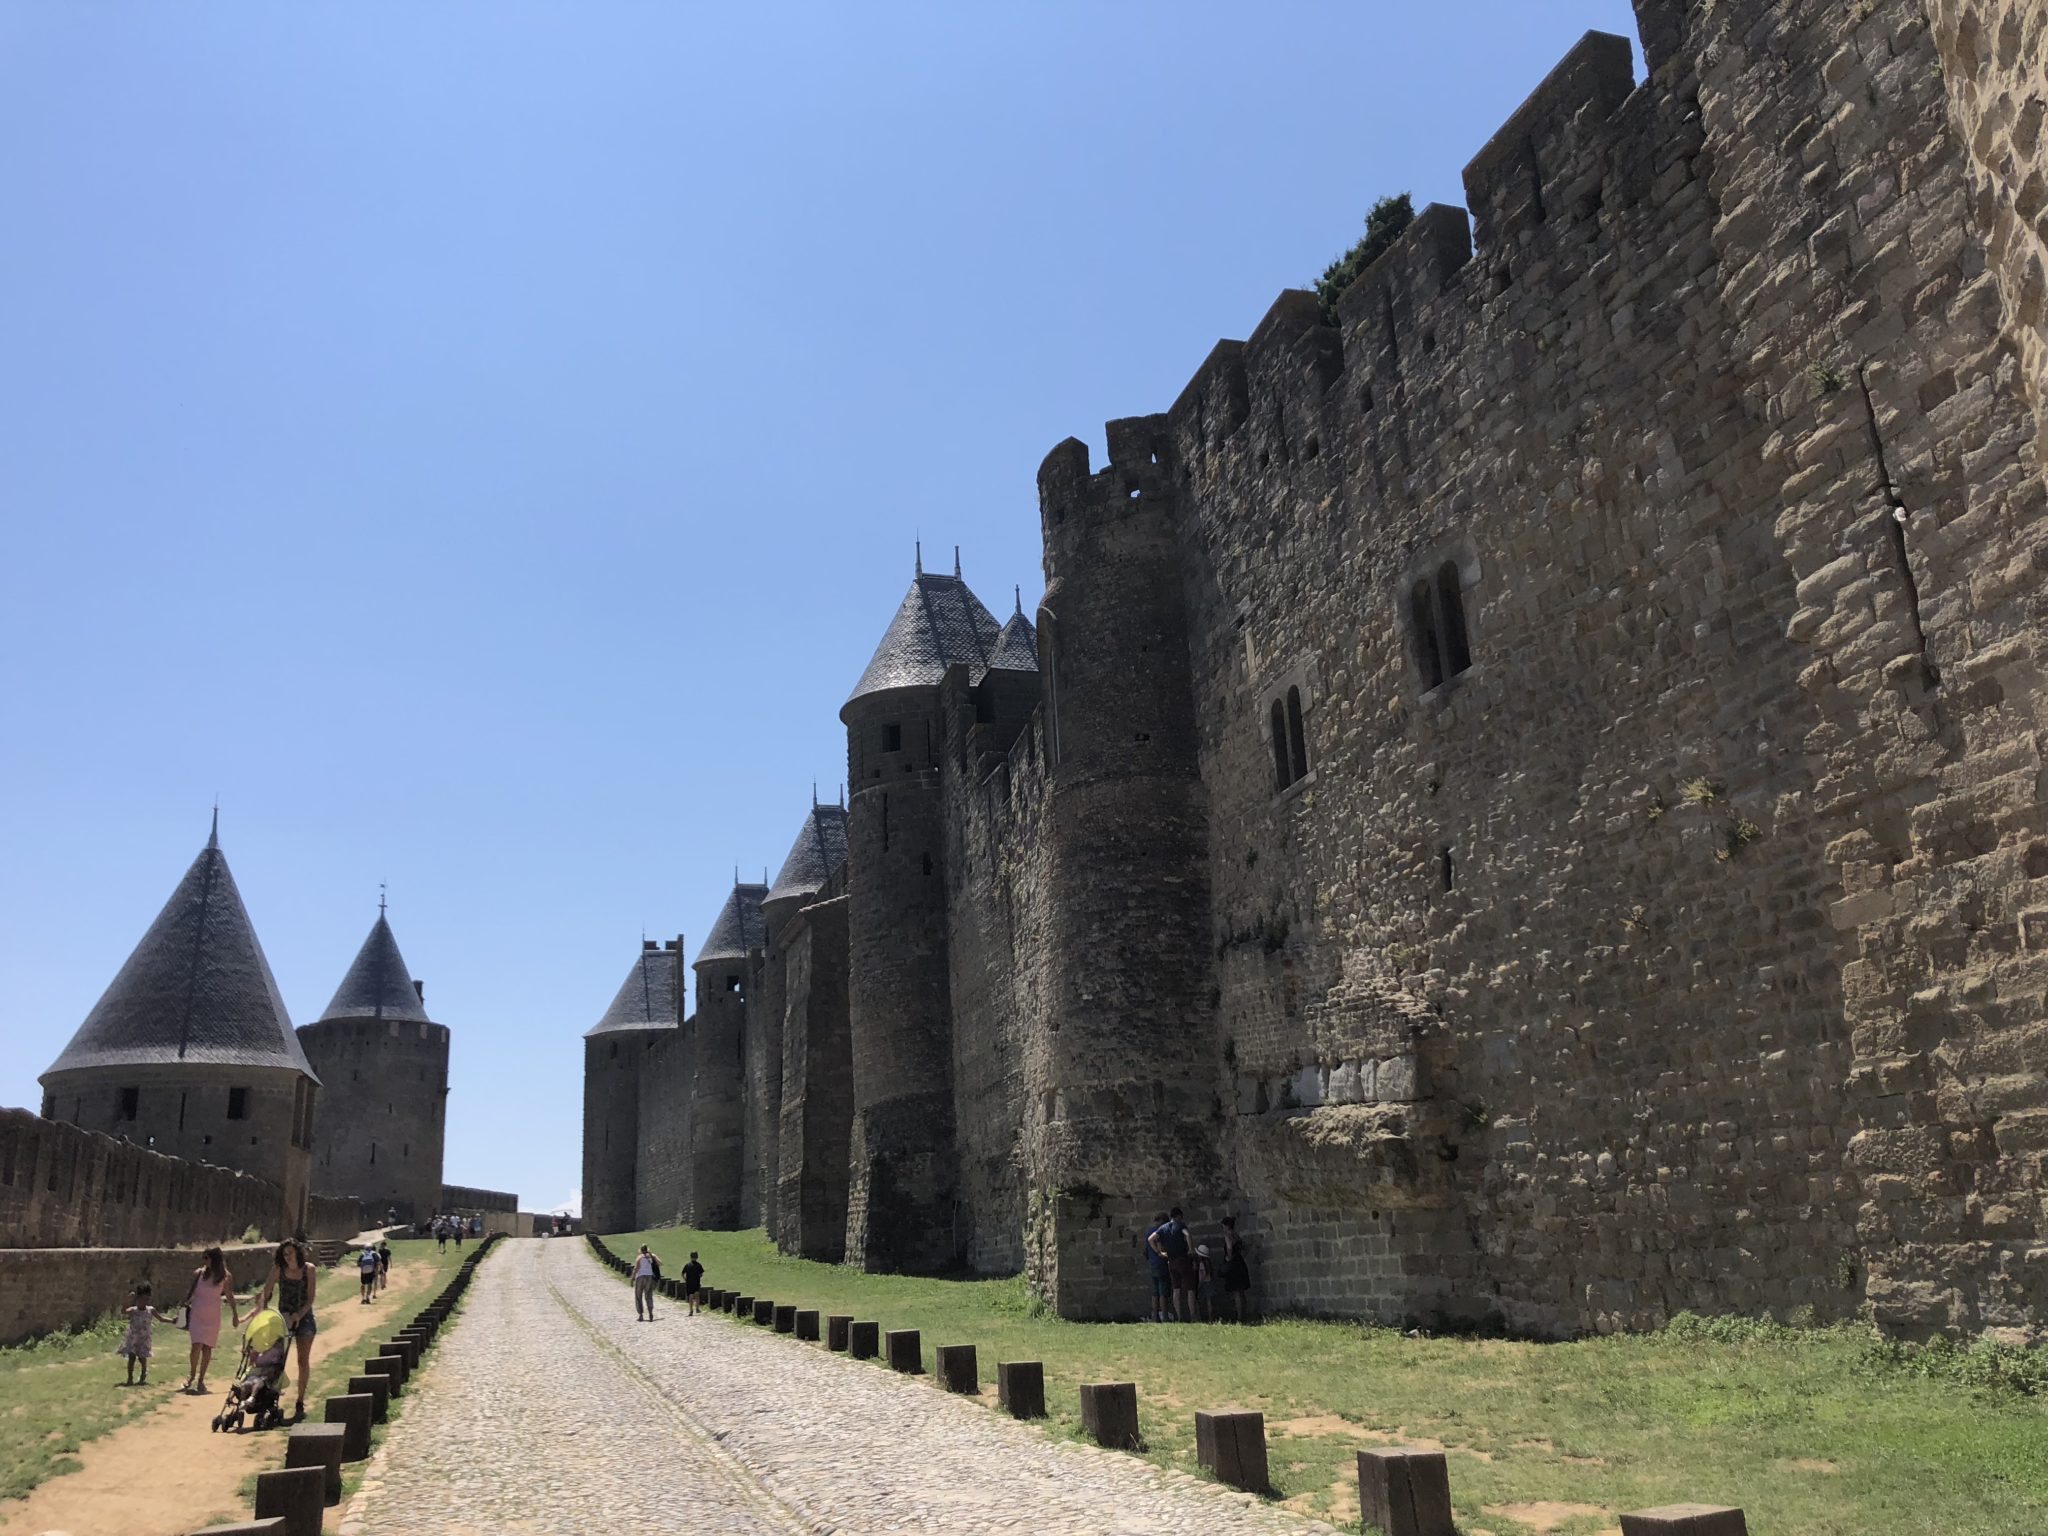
[631,1245,662,1320]
[1147,1207,1195,1322]
[356,1244,380,1304]
[376,1240,392,1295]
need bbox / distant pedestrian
[376,1240,392,1294]
[1148,1207,1195,1322]
[631,1246,662,1320]
[681,1252,704,1316]
[116,1283,172,1385]
[1220,1215,1252,1322]
[357,1244,380,1304]
[179,1246,241,1394]
[1144,1212,1172,1322]
[433,1218,447,1252]
[453,1222,464,1249]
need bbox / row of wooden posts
[186,1232,507,1536]
[587,1234,1750,1536]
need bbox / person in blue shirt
[1143,1212,1172,1322]
[1147,1207,1196,1321]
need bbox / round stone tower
[581,939,681,1234]
[689,882,765,1230]
[839,554,1002,1272]
[296,904,448,1225]
[38,816,321,1236]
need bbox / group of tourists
[114,1237,329,1423]
[629,1245,705,1320]
[356,1239,393,1301]
[428,1214,477,1250]
[1144,1208,1252,1322]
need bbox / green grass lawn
[611,1226,2047,1536]
[0,1311,181,1502]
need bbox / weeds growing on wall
[1316,193,1415,321]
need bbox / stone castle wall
[636,1022,695,1227]
[0,1240,275,1347]
[773,876,853,1261]
[586,0,2046,1338]
[0,1107,287,1249]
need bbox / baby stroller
[212,1308,289,1433]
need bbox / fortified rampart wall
[0,1107,291,1250]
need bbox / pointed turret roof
[42,824,315,1080]
[766,803,849,908]
[989,591,1039,674]
[585,943,682,1037]
[315,913,431,1024]
[694,883,767,967]
[843,569,1003,711]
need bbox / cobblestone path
[347,1238,1336,1535]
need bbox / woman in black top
[1219,1216,1253,1322]
[255,1239,319,1420]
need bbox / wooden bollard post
[253,1465,324,1536]
[796,1309,820,1340]
[827,1315,853,1351]
[1194,1410,1269,1494]
[885,1329,923,1373]
[773,1304,797,1334]
[323,1393,375,1461]
[935,1344,977,1393]
[1079,1382,1141,1450]
[348,1373,390,1424]
[997,1361,1045,1418]
[375,1343,410,1384]
[1620,1508,1748,1536]
[364,1355,402,1398]
[1357,1448,1455,1536]
[284,1422,348,1504]
[752,1298,775,1326]
[848,1320,879,1359]
[731,1294,750,1316]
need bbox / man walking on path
[681,1252,704,1316]
[631,1245,661,1320]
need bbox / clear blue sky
[0,3,1639,1215]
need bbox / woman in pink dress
[179,1246,241,1394]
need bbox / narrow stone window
[881,722,902,752]
[119,1086,139,1121]
[177,1092,187,1131]
[1286,686,1309,782]
[1436,562,1472,677]
[226,1087,249,1121]
[1270,699,1290,790]
[921,852,934,876]
[370,1141,377,1166]
[725,973,742,993]
[1440,847,1455,890]
[1411,580,1444,690]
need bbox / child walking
[117,1283,171,1385]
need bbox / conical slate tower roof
[694,883,767,967]
[315,912,431,1024]
[989,596,1039,674]
[42,824,315,1079]
[844,569,1003,710]
[585,944,682,1038]
[766,803,849,907]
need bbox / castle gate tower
[1031,420,1222,1318]
[298,906,448,1224]
[581,939,681,1234]
[840,559,1002,1271]
[689,884,764,1229]
[38,818,320,1236]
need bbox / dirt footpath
[0,1258,434,1536]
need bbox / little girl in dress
[116,1282,171,1386]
